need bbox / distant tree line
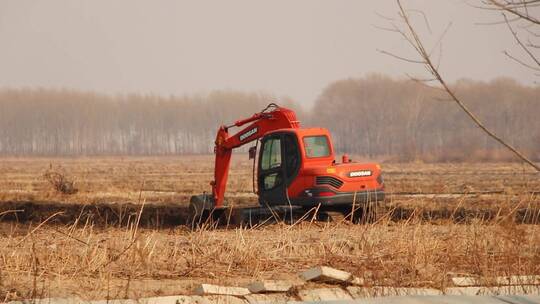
[311,75,540,161]
[0,75,538,161]
[0,89,299,155]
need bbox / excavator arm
[211,104,300,207]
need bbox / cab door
[258,133,300,206]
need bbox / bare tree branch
[383,0,540,171]
[503,13,540,69]
[503,50,540,70]
[484,0,540,24]
[376,49,425,64]
[523,27,540,37]
[475,15,521,25]
[471,0,540,74]
[407,9,433,34]
[429,22,453,57]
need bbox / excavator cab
[257,131,301,205]
[257,128,384,209]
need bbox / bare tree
[475,0,540,75]
[379,0,540,171]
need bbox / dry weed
[43,166,77,195]
[1,215,539,300]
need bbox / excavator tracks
[1,192,539,229]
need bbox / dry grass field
[0,156,539,301]
[0,155,538,205]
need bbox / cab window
[303,136,330,158]
[283,134,299,178]
[263,173,281,190]
[261,138,281,170]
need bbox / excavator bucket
[188,194,228,228]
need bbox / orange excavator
[189,104,384,225]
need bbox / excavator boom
[212,104,299,206]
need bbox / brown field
[0,156,539,301]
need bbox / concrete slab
[353,295,540,304]
[390,288,442,297]
[346,286,378,299]
[138,295,210,304]
[445,287,483,295]
[300,266,353,283]
[195,284,251,296]
[495,295,540,304]
[247,280,293,293]
[88,300,139,304]
[243,293,290,304]
[345,286,375,299]
[495,275,540,286]
[350,277,365,286]
[297,287,353,301]
[346,286,442,298]
[92,300,140,304]
[203,295,247,304]
[15,298,85,304]
[12,294,540,304]
[484,285,540,295]
[451,277,479,287]
[10,299,137,304]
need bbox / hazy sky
[0,0,534,104]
